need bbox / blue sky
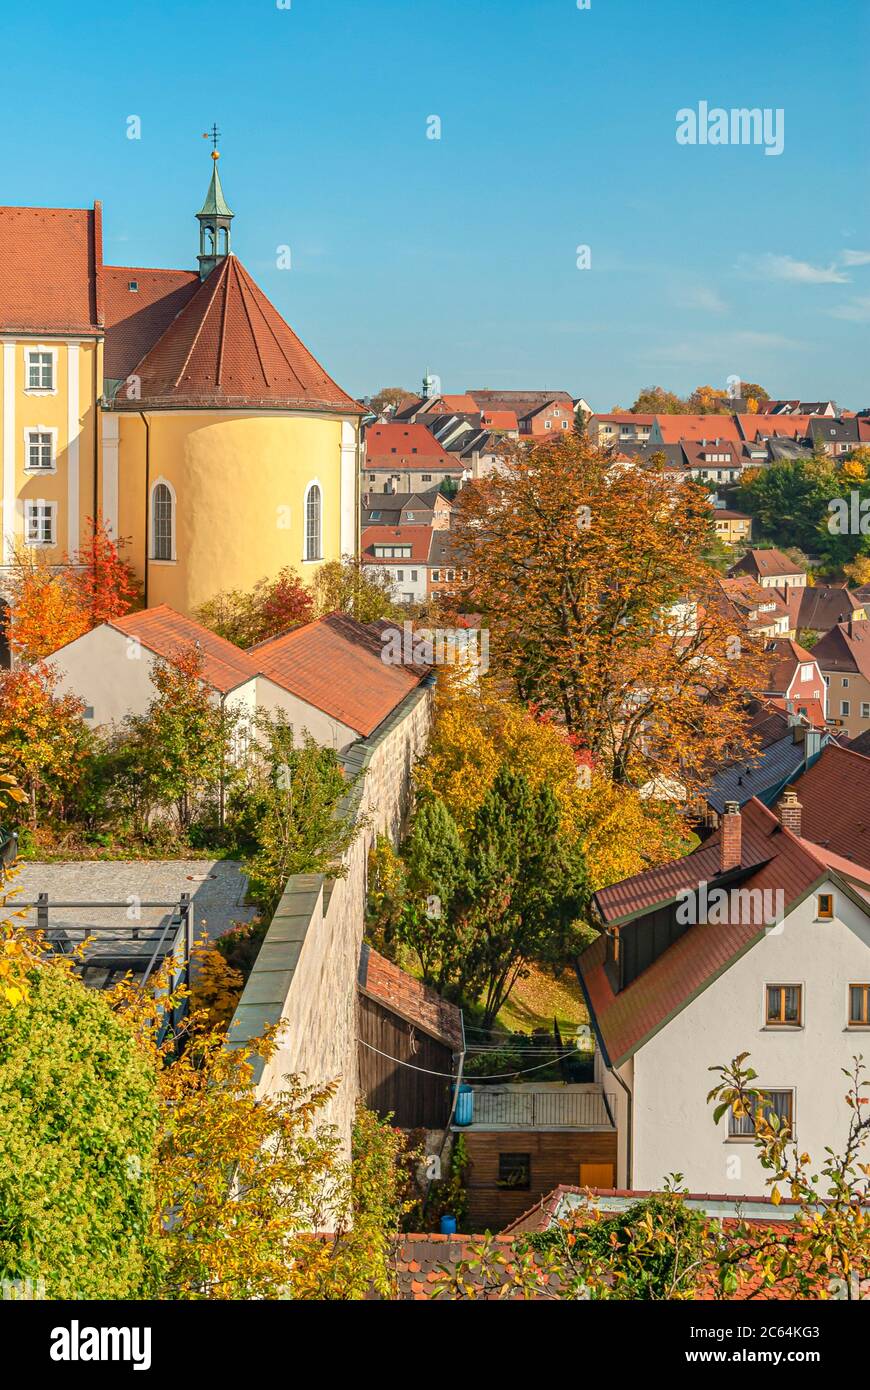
[2,0,868,407]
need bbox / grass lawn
[496,963,588,1036]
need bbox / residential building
[464,389,575,435]
[810,416,862,457]
[812,617,870,738]
[728,548,807,591]
[363,422,466,494]
[758,399,837,417]
[360,524,430,603]
[0,151,363,630]
[588,413,654,448]
[718,576,791,639]
[49,606,430,751]
[711,507,753,546]
[760,637,827,726]
[361,487,453,531]
[791,584,866,641]
[578,794,870,1195]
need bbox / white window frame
[303,479,323,563]
[862,703,870,720]
[24,346,58,394]
[24,499,57,547]
[149,476,176,563]
[841,700,850,717]
[23,425,58,473]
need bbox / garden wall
[227,679,433,1192]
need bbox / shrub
[0,965,161,1298]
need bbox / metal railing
[12,894,193,1046]
[467,1086,615,1130]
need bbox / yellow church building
[0,152,363,634]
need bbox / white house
[48,605,430,753]
[578,793,870,1196]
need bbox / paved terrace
[13,859,255,944]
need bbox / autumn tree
[3,544,89,661]
[452,435,764,797]
[414,666,690,888]
[242,712,359,915]
[0,664,91,828]
[124,644,236,832]
[311,556,401,622]
[368,386,411,418]
[195,566,313,648]
[73,515,140,626]
[629,386,686,415]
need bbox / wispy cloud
[642,329,800,366]
[830,297,870,322]
[675,283,728,313]
[750,253,849,284]
[839,249,870,267]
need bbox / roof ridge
[168,259,228,389]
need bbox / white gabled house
[578,791,870,1196]
[47,605,430,753]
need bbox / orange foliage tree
[73,515,140,627]
[452,435,764,798]
[3,517,138,661]
[0,664,90,827]
[3,545,89,661]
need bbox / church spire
[197,127,234,279]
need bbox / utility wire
[358,1037,584,1080]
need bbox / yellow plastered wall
[115,410,347,615]
[3,338,101,560]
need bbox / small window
[431,569,440,582]
[26,350,54,391]
[396,569,404,582]
[849,984,870,1027]
[841,701,850,717]
[369,474,375,482]
[445,569,455,582]
[728,1089,793,1139]
[498,1153,530,1190]
[842,678,850,689]
[817,893,834,920]
[799,664,813,681]
[26,430,54,471]
[766,984,802,1026]
[410,569,418,582]
[128,280,139,292]
[422,474,432,482]
[24,501,56,546]
[862,703,870,720]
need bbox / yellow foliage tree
[415,667,691,887]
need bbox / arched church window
[152,481,174,561]
[305,483,322,561]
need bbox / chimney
[720,800,742,872]
[777,787,802,837]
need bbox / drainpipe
[574,956,633,1188]
[92,348,100,526]
[610,1064,633,1191]
[140,412,151,607]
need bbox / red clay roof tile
[0,204,103,334]
[111,255,361,414]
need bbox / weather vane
[202,124,221,155]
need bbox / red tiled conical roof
[113,254,361,414]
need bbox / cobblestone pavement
[13,859,255,942]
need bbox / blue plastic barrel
[453,1083,473,1126]
[440,1214,457,1235]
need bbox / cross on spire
[203,123,221,152]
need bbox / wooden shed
[357,944,463,1129]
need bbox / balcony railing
[464,1085,615,1130]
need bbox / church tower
[196,134,234,279]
